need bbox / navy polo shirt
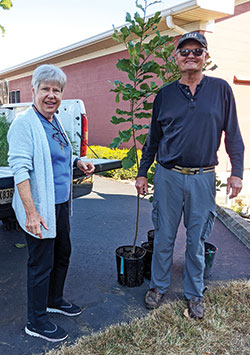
[138,76,244,178]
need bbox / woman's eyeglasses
[177,48,206,57]
[52,132,69,147]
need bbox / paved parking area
[0,176,249,355]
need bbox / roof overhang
[0,0,247,81]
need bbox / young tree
[110,0,179,253]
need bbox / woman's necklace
[33,105,69,151]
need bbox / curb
[216,205,250,250]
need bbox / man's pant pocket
[201,210,217,240]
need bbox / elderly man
[135,32,244,318]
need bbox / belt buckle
[181,167,191,175]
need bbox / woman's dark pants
[25,201,71,329]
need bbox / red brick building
[0,0,250,181]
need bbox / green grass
[44,280,250,355]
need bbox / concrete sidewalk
[0,175,249,355]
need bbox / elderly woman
[7,64,95,342]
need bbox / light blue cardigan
[7,106,73,239]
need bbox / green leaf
[116,108,132,116]
[109,137,122,148]
[125,83,133,89]
[136,133,147,145]
[115,93,120,103]
[150,81,157,89]
[0,0,12,10]
[143,102,153,110]
[134,12,144,26]
[135,42,142,55]
[132,124,143,130]
[130,25,143,37]
[141,61,160,74]
[135,112,152,118]
[125,12,132,23]
[122,146,136,169]
[138,53,145,60]
[116,59,131,72]
[140,83,150,91]
[122,156,135,169]
[114,79,123,86]
[119,129,131,142]
[110,116,127,125]
[128,72,137,82]
[0,24,5,35]
[120,26,130,40]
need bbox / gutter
[166,15,187,35]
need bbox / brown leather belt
[171,165,215,175]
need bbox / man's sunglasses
[177,48,206,57]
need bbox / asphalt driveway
[0,175,249,355]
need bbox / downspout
[166,15,187,35]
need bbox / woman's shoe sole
[25,326,68,342]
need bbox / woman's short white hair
[32,64,67,92]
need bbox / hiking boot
[187,296,204,319]
[145,288,164,309]
[47,300,82,316]
[25,321,68,342]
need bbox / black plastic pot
[141,241,153,280]
[147,229,155,244]
[204,242,217,279]
[116,246,146,287]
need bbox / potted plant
[110,0,179,287]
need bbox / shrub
[0,113,10,166]
[86,145,142,180]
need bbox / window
[9,90,20,103]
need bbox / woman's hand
[25,211,48,239]
[17,179,48,238]
[77,160,95,175]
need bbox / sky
[0,0,180,71]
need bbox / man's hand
[77,160,95,175]
[226,176,242,199]
[135,176,148,195]
[25,211,48,239]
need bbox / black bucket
[116,246,146,287]
[204,242,217,279]
[141,241,153,280]
[147,229,155,244]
